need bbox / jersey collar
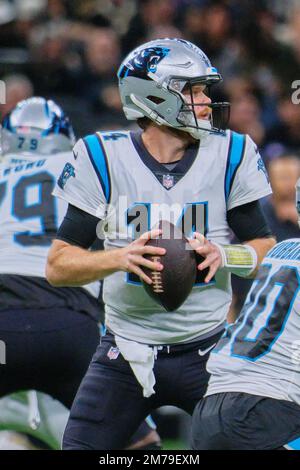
[130,131,199,190]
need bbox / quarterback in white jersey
[47,38,275,450]
[191,180,300,450]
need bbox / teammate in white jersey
[47,38,276,449]
[191,180,300,450]
[0,97,159,450]
[0,97,103,445]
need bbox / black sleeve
[56,204,101,249]
[227,200,273,242]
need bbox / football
[141,220,198,311]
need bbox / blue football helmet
[1,97,75,156]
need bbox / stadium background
[0,0,300,449]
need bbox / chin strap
[182,124,211,141]
[213,243,258,277]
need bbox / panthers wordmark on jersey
[0,152,99,299]
[206,238,300,405]
[54,129,271,344]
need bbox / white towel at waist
[115,335,157,398]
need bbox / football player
[0,97,160,450]
[47,38,276,450]
[191,180,300,450]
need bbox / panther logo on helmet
[118,46,170,79]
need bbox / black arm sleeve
[227,200,273,242]
[56,204,101,249]
[58,201,272,248]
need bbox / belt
[106,327,224,355]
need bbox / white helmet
[1,97,75,156]
[117,38,230,139]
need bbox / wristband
[213,243,258,277]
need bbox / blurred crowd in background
[1,0,300,319]
[1,0,300,447]
[1,0,300,147]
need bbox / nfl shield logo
[107,346,120,360]
[163,174,174,189]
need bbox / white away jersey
[206,238,300,406]
[0,152,100,299]
[54,129,271,344]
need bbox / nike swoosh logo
[198,343,217,356]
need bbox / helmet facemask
[168,77,230,138]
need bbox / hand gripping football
[141,220,197,311]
